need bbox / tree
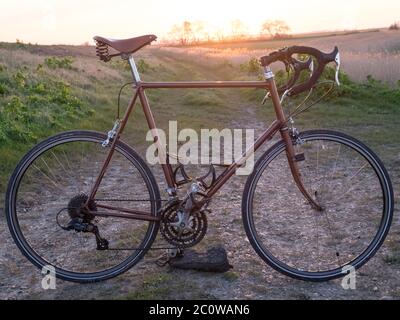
[261,20,291,38]
[389,22,399,30]
[167,21,195,45]
[182,21,193,44]
[192,21,209,43]
[214,29,225,42]
[230,19,249,40]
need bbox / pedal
[155,252,170,267]
[167,248,180,258]
[294,153,305,162]
[155,248,183,267]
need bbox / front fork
[280,125,323,211]
[264,67,323,211]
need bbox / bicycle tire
[242,130,394,281]
[6,130,161,283]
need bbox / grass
[0,42,249,193]
[182,90,224,107]
[383,255,400,265]
[383,230,400,265]
[117,273,205,299]
[119,274,173,299]
[223,271,239,281]
[0,51,103,191]
[1,35,399,195]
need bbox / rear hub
[67,193,96,222]
[65,194,108,250]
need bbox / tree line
[165,19,291,45]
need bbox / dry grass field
[163,29,400,85]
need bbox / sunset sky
[1,0,399,45]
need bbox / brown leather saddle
[93,34,157,62]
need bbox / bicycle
[5,34,394,283]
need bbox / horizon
[0,0,399,45]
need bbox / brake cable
[288,80,335,119]
[281,80,335,124]
[117,82,134,119]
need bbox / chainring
[160,205,207,248]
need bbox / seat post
[127,54,141,84]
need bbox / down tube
[206,120,281,197]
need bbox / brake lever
[309,59,314,74]
[334,52,341,86]
[261,56,313,105]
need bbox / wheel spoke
[245,131,391,280]
[8,132,160,281]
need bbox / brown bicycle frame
[87,55,321,222]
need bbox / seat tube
[137,87,176,193]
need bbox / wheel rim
[245,132,392,279]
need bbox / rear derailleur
[58,193,109,250]
[65,218,109,250]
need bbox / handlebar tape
[277,56,312,94]
[260,46,339,96]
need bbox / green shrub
[240,58,262,74]
[44,56,74,69]
[0,82,8,95]
[0,69,91,144]
[30,82,46,94]
[0,96,35,142]
[110,58,151,74]
[136,59,151,73]
[13,71,27,87]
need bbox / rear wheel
[6,130,161,283]
[242,130,393,281]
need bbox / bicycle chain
[95,198,169,202]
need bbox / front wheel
[6,130,161,283]
[242,130,393,281]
